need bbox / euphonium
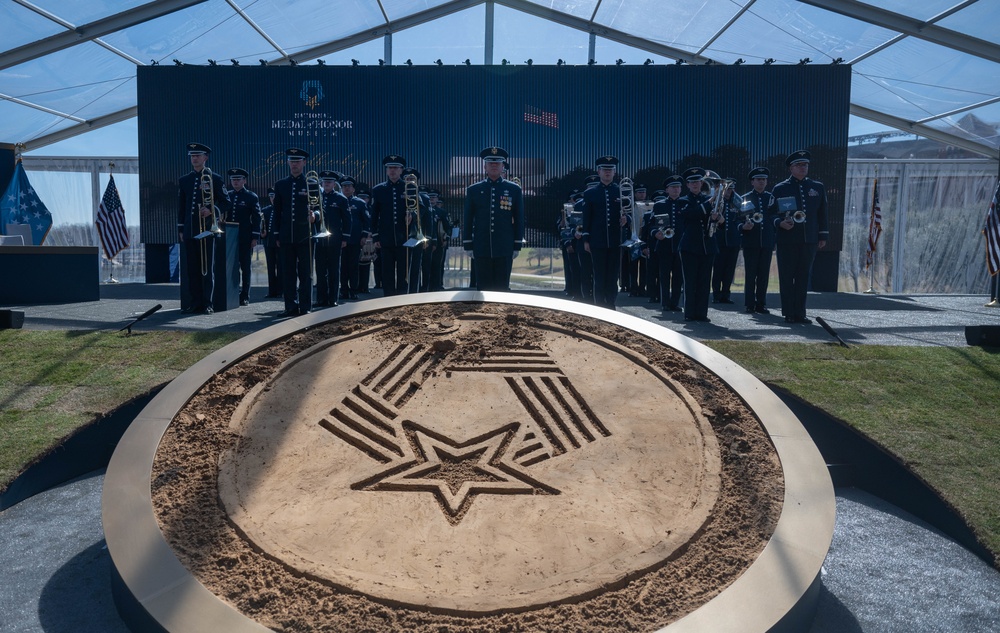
[708,178,732,238]
[306,171,331,239]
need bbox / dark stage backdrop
[138,64,850,250]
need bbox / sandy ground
[152,302,783,632]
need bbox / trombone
[620,177,643,248]
[403,173,428,248]
[306,170,331,239]
[194,167,223,276]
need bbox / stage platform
[3,282,999,347]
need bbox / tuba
[306,171,331,239]
[403,173,428,248]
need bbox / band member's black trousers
[264,242,281,296]
[380,245,408,296]
[657,249,683,309]
[743,247,774,310]
[237,236,252,301]
[408,246,423,294]
[472,255,513,291]
[282,239,312,313]
[340,243,361,297]
[776,242,817,320]
[711,244,740,302]
[575,244,593,303]
[681,251,715,320]
[314,238,342,305]
[590,247,620,310]
[183,237,214,310]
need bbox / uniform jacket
[462,177,524,258]
[346,197,371,246]
[770,176,829,245]
[370,179,409,247]
[226,188,262,242]
[678,192,719,255]
[582,182,622,249]
[740,189,776,250]
[260,204,278,248]
[177,169,230,241]
[650,196,685,255]
[715,194,744,249]
[320,190,353,243]
[271,173,319,245]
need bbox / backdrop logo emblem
[300,80,324,109]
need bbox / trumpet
[792,210,807,223]
[403,173,428,248]
[740,197,763,224]
[653,213,675,240]
[306,171,331,239]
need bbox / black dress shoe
[181,306,196,314]
[278,308,298,317]
[299,308,312,315]
[684,316,694,321]
[669,305,682,312]
[745,307,755,313]
[240,298,249,306]
[796,317,813,324]
[349,293,358,300]
[647,297,659,303]
[329,302,339,307]
[784,316,794,324]
[699,317,711,322]
[755,306,771,315]
[203,306,214,315]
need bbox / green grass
[706,341,1000,563]
[1,331,997,566]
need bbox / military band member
[771,150,828,324]
[371,155,410,296]
[574,175,599,303]
[260,187,282,298]
[582,156,626,310]
[426,189,450,291]
[403,168,432,294]
[741,168,776,314]
[356,187,377,293]
[226,168,261,306]
[624,183,646,297]
[678,167,719,322]
[711,177,742,305]
[271,147,318,317]
[559,191,581,300]
[177,142,229,314]
[462,146,524,291]
[314,170,352,307]
[339,176,370,300]
[652,175,685,312]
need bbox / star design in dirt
[353,421,559,520]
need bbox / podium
[0,246,99,304]
[179,223,240,312]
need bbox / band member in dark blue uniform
[371,155,410,296]
[402,168,432,294]
[177,142,229,314]
[314,170,352,307]
[574,179,596,303]
[678,168,721,322]
[582,156,626,310]
[271,147,318,317]
[260,187,282,298]
[559,191,581,300]
[652,175,685,312]
[226,168,261,306]
[740,167,776,314]
[624,184,646,297]
[462,147,524,291]
[339,176,369,300]
[711,177,742,305]
[771,150,829,324]
[426,189,450,291]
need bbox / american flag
[865,174,882,270]
[524,105,559,129]
[95,175,130,260]
[984,180,1000,276]
[0,162,53,245]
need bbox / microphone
[120,304,162,336]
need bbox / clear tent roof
[1,0,999,158]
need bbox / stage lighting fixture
[378,59,385,66]
[616,59,625,66]
[405,59,413,66]
[644,59,653,65]
[502,59,509,65]
[207,59,217,66]
[230,59,239,66]
[173,59,183,66]
[674,59,686,65]
[316,59,325,65]
[557,59,565,66]
[764,58,775,65]
[289,59,298,66]
[259,59,268,66]
[733,58,745,65]
[831,57,844,64]
[525,59,533,66]
[798,58,811,65]
[588,59,596,66]
[435,59,443,66]
[150,59,158,66]
[352,59,360,66]
[704,59,715,65]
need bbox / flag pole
[104,161,119,284]
[863,166,879,294]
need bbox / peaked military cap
[682,167,707,182]
[584,174,600,187]
[786,150,810,166]
[595,155,619,169]
[285,147,309,160]
[340,176,358,187]
[227,168,248,179]
[480,146,509,162]
[748,167,770,180]
[319,170,341,181]
[382,155,406,167]
[402,167,421,180]
[634,184,647,193]
[187,142,211,155]
[663,175,683,188]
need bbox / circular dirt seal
[217,314,721,613]
[105,294,834,633]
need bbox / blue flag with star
[1,162,53,245]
